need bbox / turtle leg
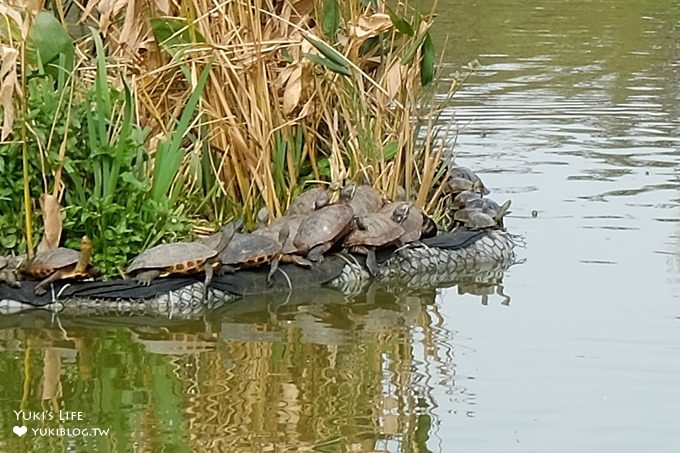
[365,248,380,278]
[202,263,214,302]
[34,270,66,296]
[288,255,312,268]
[218,265,237,276]
[266,256,281,286]
[134,270,162,286]
[307,243,330,263]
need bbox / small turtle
[446,166,490,195]
[22,236,95,296]
[452,190,483,210]
[218,232,286,285]
[343,212,405,276]
[379,202,423,244]
[253,214,313,268]
[293,204,355,263]
[286,188,330,216]
[127,219,242,298]
[341,182,384,215]
[465,198,511,227]
[453,208,498,231]
[0,255,24,288]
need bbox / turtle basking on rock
[127,219,242,298]
[285,187,330,216]
[293,204,355,263]
[253,214,313,268]
[341,182,384,215]
[22,236,95,296]
[445,166,490,195]
[217,232,287,285]
[343,211,405,277]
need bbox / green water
[2,0,680,451]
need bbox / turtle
[22,236,95,296]
[343,212,405,276]
[341,182,384,215]
[453,208,499,231]
[293,204,355,263]
[253,214,313,268]
[285,187,330,216]
[464,198,512,228]
[0,255,24,288]
[452,190,483,210]
[127,219,243,298]
[446,166,490,195]
[217,232,286,285]
[379,202,423,244]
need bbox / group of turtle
[0,168,509,297]
[443,166,511,231]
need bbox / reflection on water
[0,275,511,452]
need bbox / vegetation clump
[0,0,459,277]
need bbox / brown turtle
[253,214,313,267]
[453,208,498,230]
[285,187,330,216]
[446,166,490,195]
[218,232,286,285]
[293,204,355,263]
[452,190,483,210]
[341,182,384,215]
[464,198,511,228]
[379,202,422,244]
[0,255,24,288]
[127,219,242,298]
[343,212,405,276]
[22,236,95,296]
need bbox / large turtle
[217,232,286,285]
[343,212,405,276]
[293,204,355,263]
[285,187,330,216]
[253,214,313,268]
[379,202,422,244]
[127,219,242,298]
[0,255,24,288]
[341,182,384,215]
[446,166,490,195]
[22,236,95,295]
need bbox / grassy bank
[0,0,459,276]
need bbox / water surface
[1,0,679,451]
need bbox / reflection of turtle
[22,236,95,295]
[219,233,285,285]
[253,215,312,267]
[0,255,24,288]
[343,212,404,276]
[127,220,242,297]
[286,188,330,216]
[446,166,490,195]
[341,183,384,215]
[294,204,355,263]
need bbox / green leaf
[321,0,340,40]
[150,17,205,51]
[28,11,74,80]
[383,141,399,161]
[304,35,350,69]
[386,7,414,36]
[302,53,351,77]
[401,29,429,65]
[420,32,435,86]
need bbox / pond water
[1,0,680,451]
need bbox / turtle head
[80,236,93,253]
[313,191,330,210]
[256,207,270,227]
[340,182,357,203]
[75,236,93,273]
[392,203,411,224]
[215,218,244,253]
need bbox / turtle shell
[286,188,330,216]
[23,248,81,278]
[254,215,305,254]
[127,242,218,276]
[344,213,404,248]
[454,208,496,230]
[379,202,423,243]
[446,166,490,195]
[294,204,354,253]
[465,198,511,218]
[452,190,482,210]
[220,233,282,267]
[342,183,384,215]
